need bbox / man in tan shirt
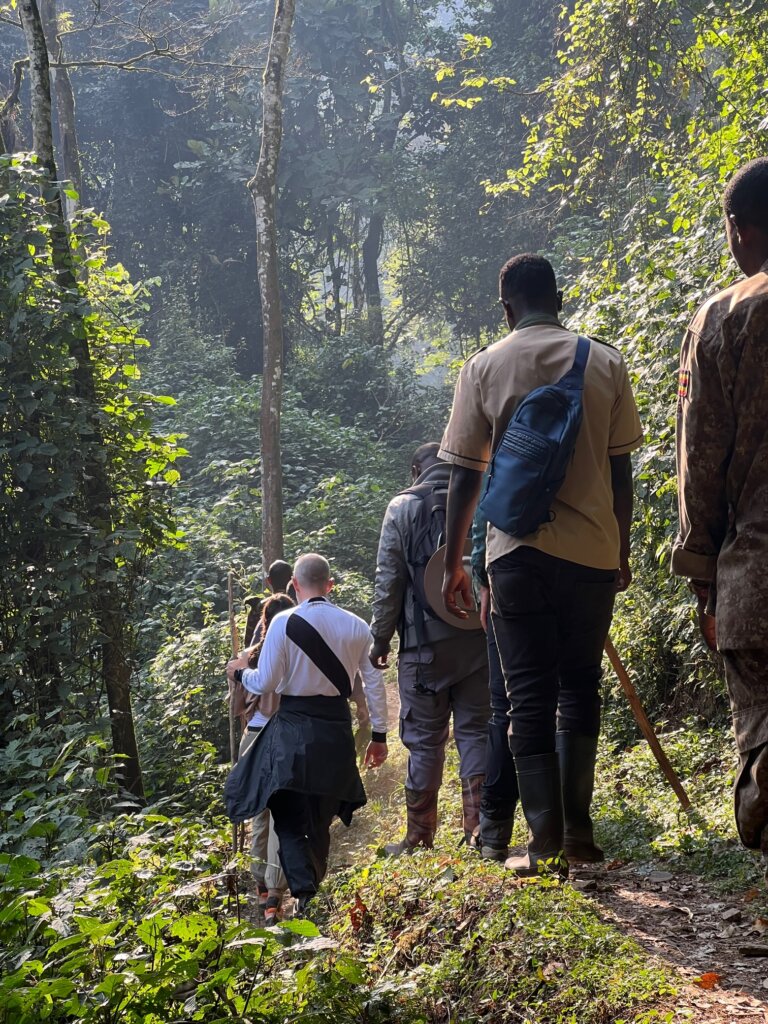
[439,254,642,875]
[672,158,768,870]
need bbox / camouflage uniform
[672,260,768,855]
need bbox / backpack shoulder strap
[285,612,352,699]
[558,335,591,390]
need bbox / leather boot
[557,732,604,863]
[461,774,484,847]
[505,752,567,878]
[384,788,438,856]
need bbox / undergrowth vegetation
[2,707,762,1024]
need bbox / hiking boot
[505,752,568,879]
[256,883,269,910]
[461,774,484,847]
[295,893,313,917]
[480,843,508,862]
[263,895,282,925]
[557,732,604,863]
[384,788,438,856]
[478,807,516,863]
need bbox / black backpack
[401,478,447,623]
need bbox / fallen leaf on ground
[694,972,722,990]
[349,893,368,932]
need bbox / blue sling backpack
[478,335,591,538]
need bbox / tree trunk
[362,212,385,346]
[19,0,55,172]
[19,0,144,800]
[39,0,84,215]
[351,211,364,313]
[0,60,27,155]
[327,219,343,335]
[247,0,296,569]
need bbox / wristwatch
[233,668,244,684]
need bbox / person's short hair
[499,253,557,306]
[411,442,441,471]
[267,559,292,592]
[724,158,768,233]
[293,553,331,588]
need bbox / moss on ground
[325,855,677,1023]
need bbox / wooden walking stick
[227,571,242,853]
[605,636,693,814]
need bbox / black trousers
[268,790,339,899]
[481,620,519,823]
[489,547,617,758]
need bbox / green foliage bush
[0,155,183,738]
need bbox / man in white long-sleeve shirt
[225,553,388,912]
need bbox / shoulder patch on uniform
[678,369,691,399]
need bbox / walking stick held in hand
[605,637,693,813]
[227,571,241,853]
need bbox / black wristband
[371,731,387,743]
[234,668,244,684]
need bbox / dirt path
[327,686,768,1022]
[253,677,768,1022]
[574,861,768,1021]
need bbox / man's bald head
[292,553,333,599]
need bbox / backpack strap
[558,335,591,390]
[285,613,352,698]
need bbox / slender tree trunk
[247,0,296,569]
[19,0,144,799]
[0,60,27,155]
[362,211,385,345]
[351,211,364,313]
[19,1,54,171]
[39,0,83,215]
[327,220,343,335]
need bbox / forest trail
[321,682,768,1023]
[579,863,768,1022]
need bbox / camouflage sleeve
[671,320,734,582]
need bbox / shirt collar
[513,313,564,332]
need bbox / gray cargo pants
[398,632,489,792]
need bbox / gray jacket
[370,463,463,651]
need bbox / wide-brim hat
[422,539,482,631]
